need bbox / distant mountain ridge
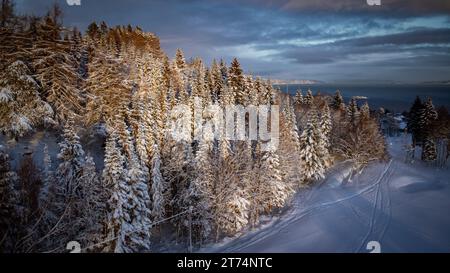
[421,80,450,85]
[268,79,324,85]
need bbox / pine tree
[319,105,332,167]
[0,3,30,71]
[422,137,437,162]
[228,58,244,105]
[419,98,438,161]
[407,96,424,146]
[211,59,223,103]
[294,90,304,106]
[347,98,360,126]
[241,75,254,106]
[332,90,344,110]
[0,146,20,252]
[104,120,152,252]
[299,111,325,183]
[126,151,152,252]
[175,48,186,71]
[56,121,85,197]
[360,102,370,120]
[42,144,54,195]
[419,98,438,141]
[80,154,107,248]
[258,144,290,214]
[282,99,301,151]
[304,90,314,106]
[151,145,165,222]
[32,10,82,122]
[102,133,132,252]
[85,52,131,126]
[0,0,15,28]
[0,61,54,137]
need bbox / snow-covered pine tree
[282,99,301,151]
[228,58,245,105]
[188,127,216,242]
[319,105,332,168]
[205,67,214,101]
[79,154,107,249]
[191,58,208,103]
[85,53,131,126]
[39,144,54,205]
[422,137,437,162]
[175,48,186,71]
[332,90,344,110]
[419,98,438,161]
[294,90,304,107]
[170,59,186,104]
[126,150,152,252]
[211,59,223,103]
[56,120,86,197]
[258,143,290,214]
[419,97,438,141]
[102,132,132,253]
[0,9,30,71]
[216,143,254,236]
[360,102,370,120]
[32,9,82,122]
[0,146,20,252]
[151,145,165,223]
[241,75,254,106]
[299,111,325,183]
[0,61,54,137]
[407,96,424,146]
[304,90,314,107]
[258,80,271,105]
[347,98,360,126]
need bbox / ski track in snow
[210,160,394,253]
[203,137,450,253]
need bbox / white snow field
[203,136,450,253]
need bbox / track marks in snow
[218,160,394,253]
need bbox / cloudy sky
[15,0,450,84]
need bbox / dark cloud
[14,0,450,83]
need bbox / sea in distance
[276,84,450,113]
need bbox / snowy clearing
[202,136,450,253]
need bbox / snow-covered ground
[203,135,450,253]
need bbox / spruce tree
[360,102,370,120]
[299,111,325,182]
[422,137,437,162]
[258,144,290,213]
[304,90,314,106]
[32,12,82,122]
[294,90,304,106]
[347,98,360,126]
[332,90,344,110]
[0,147,20,252]
[211,59,223,103]
[56,121,85,197]
[151,145,165,222]
[228,58,244,105]
[419,98,438,161]
[319,105,332,167]
[407,96,424,146]
[0,61,54,137]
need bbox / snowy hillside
[203,136,450,253]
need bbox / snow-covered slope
[203,136,450,253]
